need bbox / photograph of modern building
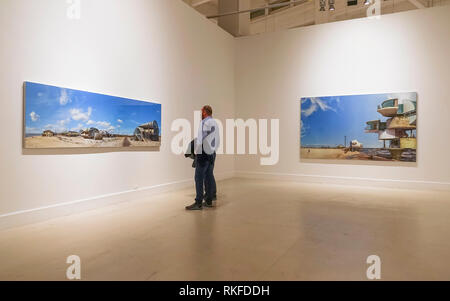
[300,92,417,162]
[0,0,450,292]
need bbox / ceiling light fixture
[329,0,335,10]
[319,0,326,11]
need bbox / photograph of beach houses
[24,82,161,149]
[300,92,417,162]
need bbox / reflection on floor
[1,178,450,280]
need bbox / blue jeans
[207,153,216,198]
[195,154,216,204]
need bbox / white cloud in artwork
[30,111,40,122]
[58,119,69,127]
[59,89,71,106]
[117,119,123,123]
[70,107,92,121]
[44,123,67,133]
[71,124,85,132]
[301,97,336,117]
[96,121,111,128]
[300,119,308,138]
[85,120,115,132]
[26,126,42,133]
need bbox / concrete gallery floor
[1,178,450,281]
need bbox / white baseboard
[235,171,450,191]
[0,171,235,231]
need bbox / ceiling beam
[192,0,215,7]
[207,0,309,18]
[408,0,426,9]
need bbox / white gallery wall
[235,6,450,188]
[0,0,235,218]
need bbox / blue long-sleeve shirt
[195,116,220,156]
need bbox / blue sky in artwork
[300,92,417,148]
[25,82,161,135]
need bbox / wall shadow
[22,146,161,156]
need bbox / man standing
[186,105,219,210]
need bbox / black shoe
[203,201,214,208]
[185,202,202,210]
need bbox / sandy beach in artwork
[300,147,393,161]
[25,135,161,149]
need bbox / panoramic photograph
[300,92,417,162]
[24,82,161,149]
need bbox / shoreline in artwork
[25,135,161,149]
[300,147,416,161]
